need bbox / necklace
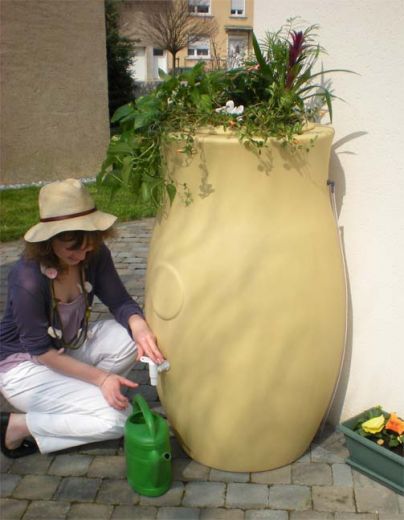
[49,266,91,350]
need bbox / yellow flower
[361,414,385,434]
[377,439,384,446]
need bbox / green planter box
[338,408,404,495]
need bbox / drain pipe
[319,180,349,432]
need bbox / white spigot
[140,356,170,386]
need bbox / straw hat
[24,178,117,242]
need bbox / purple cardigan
[0,244,143,361]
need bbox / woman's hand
[128,315,165,365]
[99,373,138,410]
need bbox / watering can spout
[150,449,172,487]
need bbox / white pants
[0,320,137,454]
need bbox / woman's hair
[24,228,116,271]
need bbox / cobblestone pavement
[1,219,403,519]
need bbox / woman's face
[51,236,94,267]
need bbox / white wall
[254,0,404,422]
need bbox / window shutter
[231,0,244,10]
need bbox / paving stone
[168,438,188,458]
[182,481,226,507]
[54,477,101,502]
[78,439,121,456]
[245,510,288,520]
[0,498,28,519]
[378,514,404,520]
[209,469,250,483]
[87,455,127,479]
[335,514,378,519]
[157,507,200,519]
[9,454,53,475]
[133,384,158,402]
[139,481,184,506]
[150,403,167,415]
[354,486,400,513]
[112,505,157,519]
[172,459,210,481]
[130,368,151,384]
[22,500,70,519]
[294,450,311,463]
[226,483,269,509]
[332,463,353,486]
[12,474,61,500]
[399,495,404,512]
[251,466,291,484]
[48,454,93,476]
[0,453,14,472]
[312,486,355,512]
[291,512,334,519]
[0,473,21,497]
[311,432,349,464]
[292,462,332,485]
[96,478,139,505]
[352,469,403,500]
[67,502,113,519]
[268,485,311,511]
[352,470,386,488]
[201,507,245,519]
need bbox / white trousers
[0,320,137,454]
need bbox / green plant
[105,0,136,120]
[353,406,404,456]
[98,18,352,210]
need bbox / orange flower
[385,413,404,435]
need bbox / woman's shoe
[0,412,38,458]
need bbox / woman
[0,178,165,458]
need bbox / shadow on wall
[326,131,367,425]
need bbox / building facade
[119,0,254,83]
[0,0,109,185]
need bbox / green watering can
[124,394,172,497]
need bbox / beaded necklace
[48,266,91,350]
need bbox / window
[227,35,248,69]
[189,0,210,15]
[230,0,244,16]
[188,37,210,58]
[153,48,164,56]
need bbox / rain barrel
[144,125,346,471]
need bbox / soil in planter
[386,444,403,457]
[364,436,404,457]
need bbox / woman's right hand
[99,373,138,410]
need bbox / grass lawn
[0,182,156,243]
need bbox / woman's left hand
[128,315,165,365]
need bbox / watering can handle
[133,394,156,437]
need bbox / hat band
[40,207,97,223]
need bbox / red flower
[289,31,305,68]
[286,31,305,89]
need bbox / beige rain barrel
[144,125,346,471]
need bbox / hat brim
[24,210,117,242]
